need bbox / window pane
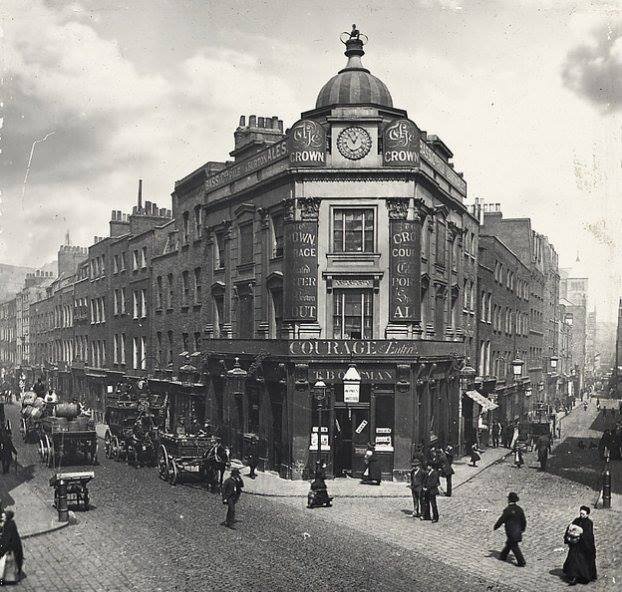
[333,210,344,252]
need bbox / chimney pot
[249,115,256,127]
[278,120,284,132]
[258,117,264,128]
[138,179,143,210]
[239,115,246,127]
[271,116,278,129]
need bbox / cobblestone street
[0,400,619,591]
[2,403,521,592]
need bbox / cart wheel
[38,438,46,462]
[104,432,112,458]
[170,458,179,486]
[158,445,169,481]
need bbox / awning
[464,389,499,412]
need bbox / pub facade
[161,31,477,480]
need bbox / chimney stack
[137,179,143,211]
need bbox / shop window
[248,388,260,434]
[332,208,374,253]
[239,223,254,264]
[374,395,394,451]
[332,289,373,340]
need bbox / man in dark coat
[535,434,550,471]
[422,463,440,522]
[33,379,45,398]
[0,435,16,474]
[221,467,244,528]
[494,492,526,566]
[563,505,597,585]
[442,445,455,497]
[409,460,425,517]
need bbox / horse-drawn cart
[158,433,214,486]
[38,414,98,468]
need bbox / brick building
[0,298,16,368]
[476,233,531,426]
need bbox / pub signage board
[389,220,421,322]
[283,221,318,321]
[343,383,360,403]
[289,340,423,357]
[382,119,420,167]
[287,120,326,166]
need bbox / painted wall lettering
[389,220,421,322]
[284,220,318,321]
[287,120,326,167]
[383,119,420,167]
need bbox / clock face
[337,126,372,160]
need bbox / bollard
[57,480,68,522]
[602,455,612,509]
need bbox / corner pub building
[163,31,478,480]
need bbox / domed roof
[316,31,393,109]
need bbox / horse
[204,442,229,492]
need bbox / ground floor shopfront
[200,339,465,481]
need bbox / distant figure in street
[596,398,601,410]
[513,442,525,468]
[535,434,550,471]
[422,463,440,522]
[308,463,332,508]
[469,442,481,467]
[583,401,588,412]
[492,421,501,448]
[0,435,16,475]
[246,435,259,479]
[443,445,455,497]
[361,444,381,485]
[502,423,512,448]
[493,492,526,567]
[0,510,24,584]
[33,379,45,398]
[175,417,186,436]
[221,467,244,528]
[563,505,597,585]
[410,459,425,517]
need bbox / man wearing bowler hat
[221,467,244,528]
[409,459,425,518]
[494,492,527,566]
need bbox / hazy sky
[2,0,622,320]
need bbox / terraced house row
[0,32,583,479]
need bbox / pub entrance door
[333,406,370,477]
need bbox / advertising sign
[389,219,421,321]
[288,120,326,166]
[343,382,360,403]
[283,220,318,321]
[383,119,420,167]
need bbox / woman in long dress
[0,509,24,584]
[563,505,597,585]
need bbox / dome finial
[339,25,369,73]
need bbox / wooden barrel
[33,397,46,409]
[55,403,79,420]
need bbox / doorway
[333,406,370,477]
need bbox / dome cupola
[315,26,393,110]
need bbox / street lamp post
[459,361,476,453]
[313,379,327,467]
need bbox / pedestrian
[563,505,597,585]
[422,462,440,523]
[596,398,600,410]
[361,444,381,485]
[308,462,332,508]
[0,434,16,475]
[513,442,524,468]
[583,401,588,412]
[502,423,512,448]
[492,421,501,448]
[221,467,244,528]
[0,510,24,584]
[409,459,425,518]
[535,434,549,471]
[32,378,45,399]
[246,435,259,479]
[493,492,527,567]
[444,444,456,497]
[469,442,481,467]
